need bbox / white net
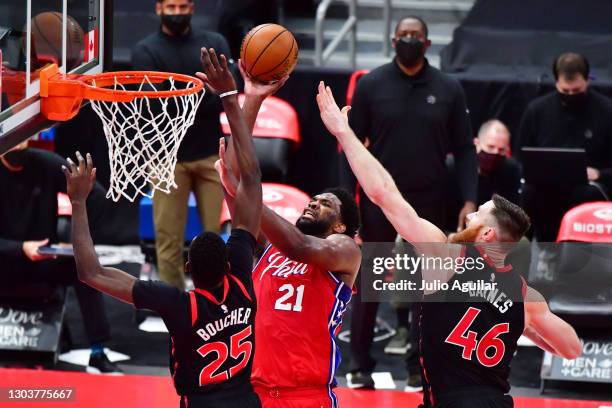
[89,74,204,202]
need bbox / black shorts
[179,390,261,408]
[422,387,513,408]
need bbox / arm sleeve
[0,238,23,257]
[449,81,478,203]
[226,228,256,286]
[341,79,370,192]
[132,280,184,319]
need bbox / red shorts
[254,386,338,408]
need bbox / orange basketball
[240,24,298,83]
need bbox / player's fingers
[91,167,97,182]
[219,54,229,71]
[341,106,351,118]
[86,152,93,172]
[200,48,214,72]
[318,81,328,104]
[66,157,77,174]
[238,59,247,77]
[76,151,85,173]
[195,72,209,83]
[326,86,337,106]
[61,165,71,178]
[209,48,221,71]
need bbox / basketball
[240,24,299,83]
[31,12,85,69]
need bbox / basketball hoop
[39,64,205,202]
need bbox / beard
[447,224,481,243]
[296,217,330,237]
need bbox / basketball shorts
[421,386,513,408]
[180,390,261,408]
[255,386,337,408]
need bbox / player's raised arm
[316,81,446,244]
[197,48,262,237]
[62,152,136,304]
[523,287,582,359]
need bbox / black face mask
[558,91,587,111]
[2,148,28,168]
[395,37,425,68]
[161,13,192,36]
[478,150,505,175]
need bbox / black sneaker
[87,352,123,375]
[404,374,423,392]
[384,327,410,355]
[346,371,375,389]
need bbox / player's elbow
[367,183,391,207]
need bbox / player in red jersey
[215,63,362,408]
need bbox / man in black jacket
[517,52,612,241]
[0,141,120,373]
[132,0,232,290]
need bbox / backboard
[0,0,112,154]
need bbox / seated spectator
[446,119,521,229]
[516,52,612,240]
[474,119,521,205]
[0,141,121,374]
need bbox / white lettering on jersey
[196,307,253,341]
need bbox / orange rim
[40,64,204,121]
[81,70,204,102]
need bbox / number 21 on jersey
[274,284,305,312]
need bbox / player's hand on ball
[239,59,288,98]
[196,48,237,95]
[62,151,96,204]
[316,81,351,138]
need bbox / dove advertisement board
[0,296,66,359]
[541,338,612,384]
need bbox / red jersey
[251,243,352,391]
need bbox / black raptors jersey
[133,229,259,406]
[419,245,526,405]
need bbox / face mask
[2,148,28,168]
[395,37,425,68]
[161,13,192,35]
[478,150,505,175]
[558,91,587,111]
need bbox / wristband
[219,90,238,99]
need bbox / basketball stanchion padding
[39,64,204,202]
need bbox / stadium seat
[548,202,612,328]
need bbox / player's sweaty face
[301,193,341,223]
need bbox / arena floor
[1,368,611,408]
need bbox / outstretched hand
[62,151,96,204]
[316,81,352,138]
[214,138,239,198]
[196,47,237,95]
[239,60,288,98]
